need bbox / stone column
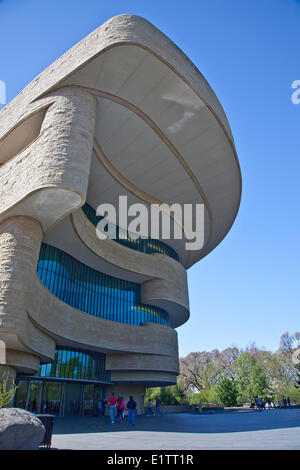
[0,216,55,377]
[0,86,98,232]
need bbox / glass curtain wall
[14,379,106,417]
[37,243,170,326]
[41,382,62,415]
[38,347,111,383]
[27,381,43,413]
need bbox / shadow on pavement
[53,409,300,435]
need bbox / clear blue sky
[1,0,299,357]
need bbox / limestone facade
[0,15,241,414]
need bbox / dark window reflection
[14,380,28,409]
[41,382,62,416]
[27,381,42,413]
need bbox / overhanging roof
[0,14,242,268]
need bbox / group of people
[98,392,137,426]
[146,398,162,416]
[97,394,163,425]
[254,396,292,411]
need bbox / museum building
[0,15,241,416]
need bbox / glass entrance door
[27,381,43,414]
[41,382,62,415]
[83,384,95,416]
[83,384,104,416]
[64,383,82,416]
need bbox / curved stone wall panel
[0,107,48,165]
[71,208,187,284]
[29,277,179,382]
[30,277,178,357]
[106,352,179,375]
[71,208,190,327]
[0,215,179,379]
[0,87,97,232]
[0,217,56,369]
[110,370,178,386]
[6,349,41,375]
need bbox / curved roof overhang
[0,14,241,269]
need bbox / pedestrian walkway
[52,408,300,450]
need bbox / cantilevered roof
[0,14,241,269]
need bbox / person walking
[109,392,117,424]
[255,396,261,411]
[127,396,137,426]
[98,398,103,417]
[147,399,154,416]
[117,396,125,423]
[287,397,291,408]
[283,397,287,408]
[155,397,162,416]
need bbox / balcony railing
[82,202,180,262]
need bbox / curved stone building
[0,15,241,415]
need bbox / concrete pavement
[51,408,300,450]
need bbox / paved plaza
[51,408,300,450]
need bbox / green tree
[180,351,221,392]
[235,353,267,403]
[216,377,238,406]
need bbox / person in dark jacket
[127,396,137,426]
[155,397,162,415]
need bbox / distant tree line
[145,332,300,406]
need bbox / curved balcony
[37,243,170,327]
[82,202,180,262]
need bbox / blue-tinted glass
[36,346,110,382]
[37,243,170,327]
[82,203,180,262]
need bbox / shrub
[0,373,18,408]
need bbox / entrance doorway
[41,382,62,415]
[63,383,82,416]
[15,378,106,416]
[27,380,43,414]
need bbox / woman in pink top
[116,396,125,423]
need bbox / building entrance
[63,383,82,416]
[15,378,106,417]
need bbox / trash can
[36,414,55,449]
